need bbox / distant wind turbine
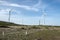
[42,9,47,25]
[39,19,40,25]
[8,9,11,22]
[8,9,13,22]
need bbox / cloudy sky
[0,0,60,25]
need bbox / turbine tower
[8,9,12,22]
[39,19,40,25]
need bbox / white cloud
[33,0,48,10]
[0,0,39,11]
[0,9,10,15]
[0,9,10,21]
[33,0,42,8]
[0,0,48,12]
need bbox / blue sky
[0,0,60,25]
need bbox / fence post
[2,31,4,40]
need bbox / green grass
[0,21,20,26]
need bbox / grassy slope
[0,21,20,26]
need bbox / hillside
[0,21,60,28]
[0,21,20,26]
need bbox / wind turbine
[39,19,40,25]
[42,9,47,25]
[8,9,12,22]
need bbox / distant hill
[0,21,20,26]
[0,21,60,27]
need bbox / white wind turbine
[8,9,15,22]
[41,9,47,25]
[8,9,12,22]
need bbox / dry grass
[0,26,60,40]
